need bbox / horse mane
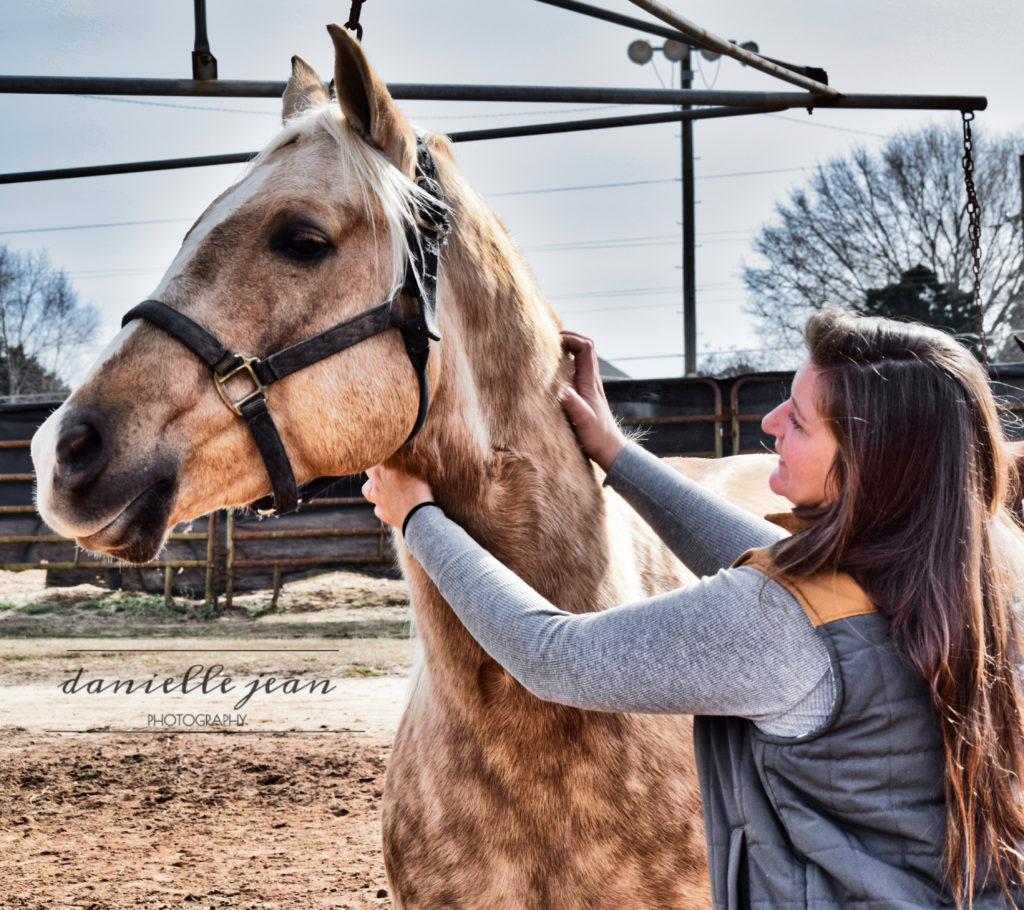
[247,102,447,297]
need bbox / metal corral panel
[3,366,1022,598]
[605,377,723,457]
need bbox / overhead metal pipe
[626,0,840,96]
[0,106,787,183]
[533,0,829,85]
[0,75,987,111]
[0,75,286,97]
[403,89,985,111]
[535,0,720,54]
[0,152,256,185]
[448,104,787,142]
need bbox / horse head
[32,27,448,562]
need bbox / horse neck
[393,170,615,664]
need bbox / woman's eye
[273,227,331,261]
[789,413,802,431]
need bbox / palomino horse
[32,26,788,907]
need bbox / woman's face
[761,361,838,508]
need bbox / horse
[1009,439,1024,521]
[31,25,790,907]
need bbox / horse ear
[1015,334,1024,356]
[326,23,415,175]
[282,55,330,123]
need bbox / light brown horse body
[32,28,788,907]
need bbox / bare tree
[743,125,1024,360]
[0,244,99,400]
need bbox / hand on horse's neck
[393,215,611,615]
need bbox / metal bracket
[192,0,218,81]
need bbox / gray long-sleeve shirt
[404,442,835,737]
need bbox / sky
[1,0,1022,384]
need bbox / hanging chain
[961,109,988,363]
[345,0,366,41]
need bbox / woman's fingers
[559,385,594,428]
[560,330,607,411]
[361,464,434,530]
[558,330,627,471]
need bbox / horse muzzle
[32,402,181,563]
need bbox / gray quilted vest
[693,546,1021,909]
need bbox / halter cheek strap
[120,138,448,516]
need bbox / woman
[364,310,1024,908]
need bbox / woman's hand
[362,465,434,531]
[560,330,627,471]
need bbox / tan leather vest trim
[734,546,878,628]
[763,511,810,534]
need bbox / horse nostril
[55,410,112,488]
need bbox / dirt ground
[0,569,416,910]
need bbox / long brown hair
[771,310,1024,906]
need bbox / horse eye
[272,227,332,262]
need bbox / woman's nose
[762,403,783,437]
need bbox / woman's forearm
[403,504,831,735]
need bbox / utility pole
[680,44,696,375]
[628,35,759,376]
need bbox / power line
[557,301,682,315]
[419,105,626,120]
[74,94,277,116]
[487,178,675,198]
[67,268,165,279]
[0,217,192,236]
[608,344,791,362]
[487,165,812,198]
[547,285,679,300]
[523,234,678,252]
[764,113,888,138]
[75,93,631,122]
[0,163,808,237]
[607,352,683,361]
[698,165,814,180]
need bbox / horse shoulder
[1007,439,1024,519]
[662,453,789,518]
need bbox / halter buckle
[413,175,448,235]
[214,354,268,417]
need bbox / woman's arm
[402,504,833,736]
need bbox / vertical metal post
[681,45,697,375]
[271,565,282,609]
[192,0,218,81]
[204,509,217,610]
[225,509,236,610]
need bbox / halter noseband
[121,138,448,515]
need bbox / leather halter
[121,138,448,515]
